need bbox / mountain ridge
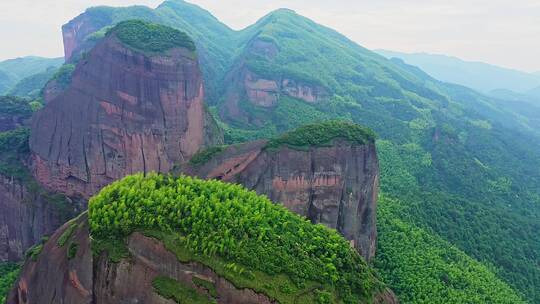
[376,49,540,94]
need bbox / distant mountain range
[0,56,64,96]
[376,50,540,94]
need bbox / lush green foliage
[375,195,526,303]
[89,173,381,303]
[152,276,215,304]
[0,263,20,303]
[0,128,31,180]
[265,120,375,150]
[188,146,225,167]
[144,229,326,303]
[111,20,196,54]
[67,243,79,260]
[0,96,33,116]
[57,221,78,247]
[192,276,218,298]
[51,64,75,89]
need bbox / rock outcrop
[9,213,397,304]
[0,174,80,262]
[185,138,379,261]
[30,23,222,199]
[221,38,328,126]
[9,214,274,304]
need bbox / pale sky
[0,0,539,72]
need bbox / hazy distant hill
[376,50,540,94]
[0,56,63,95]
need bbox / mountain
[184,121,380,261]
[1,1,540,303]
[376,50,540,94]
[31,20,223,199]
[9,175,396,304]
[5,22,394,304]
[7,67,58,98]
[0,56,64,96]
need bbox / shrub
[188,146,225,167]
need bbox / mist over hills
[376,49,540,94]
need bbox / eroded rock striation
[30,22,222,199]
[0,174,80,262]
[185,126,379,261]
[8,213,276,304]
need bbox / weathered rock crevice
[30,31,223,199]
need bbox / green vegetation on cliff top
[111,20,196,54]
[265,120,376,150]
[89,173,383,303]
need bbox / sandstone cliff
[0,174,80,262]
[8,212,397,304]
[10,213,269,304]
[184,126,379,261]
[30,22,222,199]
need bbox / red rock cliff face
[186,139,379,261]
[8,214,285,304]
[62,11,112,62]
[9,213,398,304]
[0,174,80,262]
[30,33,221,199]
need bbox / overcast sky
[0,0,539,72]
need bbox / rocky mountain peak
[30,21,222,199]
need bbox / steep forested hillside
[3,0,540,302]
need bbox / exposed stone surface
[30,29,222,199]
[10,214,397,304]
[8,214,276,304]
[62,10,111,63]
[185,139,379,261]
[0,174,80,262]
[8,214,94,304]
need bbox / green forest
[0,263,19,303]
